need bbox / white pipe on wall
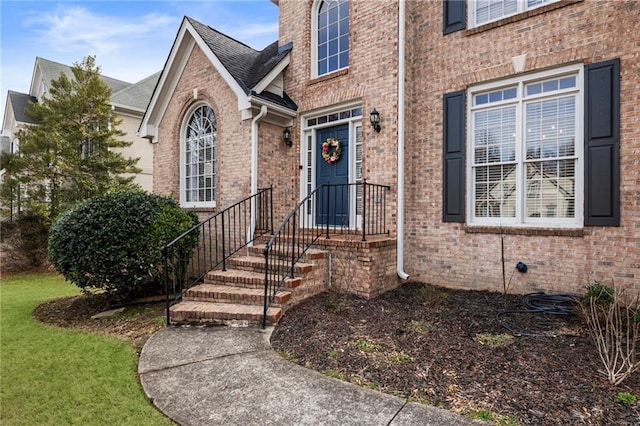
[396,0,409,280]
[248,105,268,246]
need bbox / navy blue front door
[316,125,349,226]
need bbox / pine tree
[1,56,141,223]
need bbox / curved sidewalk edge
[139,326,482,426]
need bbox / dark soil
[271,282,640,425]
[33,293,166,354]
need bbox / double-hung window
[468,65,583,227]
[312,0,349,78]
[181,104,216,207]
[470,0,559,27]
[444,61,619,228]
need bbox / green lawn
[0,273,173,425]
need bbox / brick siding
[403,0,640,295]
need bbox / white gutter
[397,0,409,280]
[248,105,268,246]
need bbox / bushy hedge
[48,191,199,301]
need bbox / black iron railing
[262,181,389,328]
[162,187,273,324]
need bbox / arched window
[312,0,349,77]
[181,104,216,207]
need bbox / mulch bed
[33,294,166,354]
[271,282,640,425]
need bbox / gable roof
[34,57,132,95]
[140,16,296,141]
[7,91,37,125]
[111,72,162,112]
[187,17,294,99]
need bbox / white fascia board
[140,19,253,137]
[139,23,194,137]
[28,58,42,98]
[1,96,13,132]
[140,124,157,142]
[252,53,290,94]
[247,95,297,118]
[110,102,145,115]
[185,19,251,112]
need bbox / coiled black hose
[496,293,578,337]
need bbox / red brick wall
[404,0,640,296]
[278,0,401,234]
[154,45,252,215]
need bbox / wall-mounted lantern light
[283,128,293,147]
[370,108,381,133]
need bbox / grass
[0,273,173,426]
[408,319,432,333]
[473,333,515,347]
[351,338,382,353]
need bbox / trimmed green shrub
[48,190,199,301]
[584,282,615,304]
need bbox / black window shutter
[443,0,466,34]
[443,90,466,222]
[584,58,620,226]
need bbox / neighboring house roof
[7,91,37,125]
[140,16,296,141]
[35,57,132,94]
[111,72,162,112]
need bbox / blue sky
[0,0,279,120]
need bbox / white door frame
[299,103,363,230]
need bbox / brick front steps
[169,244,328,326]
[168,234,398,326]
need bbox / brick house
[140,0,639,323]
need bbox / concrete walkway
[139,326,480,426]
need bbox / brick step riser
[204,274,302,289]
[170,312,280,326]
[227,259,312,275]
[169,305,282,326]
[247,246,327,261]
[182,293,290,306]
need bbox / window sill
[309,68,349,86]
[463,0,583,37]
[180,205,216,212]
[464,225,584,238]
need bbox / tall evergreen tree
[1,56,140,222]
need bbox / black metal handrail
[262,181,389,328]
[162,187,273,324]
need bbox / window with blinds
[469,66,581,226]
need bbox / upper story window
[470,0,559,27]
[181,104,216,207]
[468,65,583,227]
[312,0,349,78]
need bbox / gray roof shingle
[37,57,132,94]
[186,17,297,111]
[8,91,37,124]
[111,72,161,111]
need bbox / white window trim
[310,0,349,79]
[299,102,362,229]
[179,102,217,209]
[465,63,584,228]
[468,0,560,28]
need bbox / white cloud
[23,6,178,55]
[220,22,279,48]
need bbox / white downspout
[248,105,268,246]
[397,0,409,280]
